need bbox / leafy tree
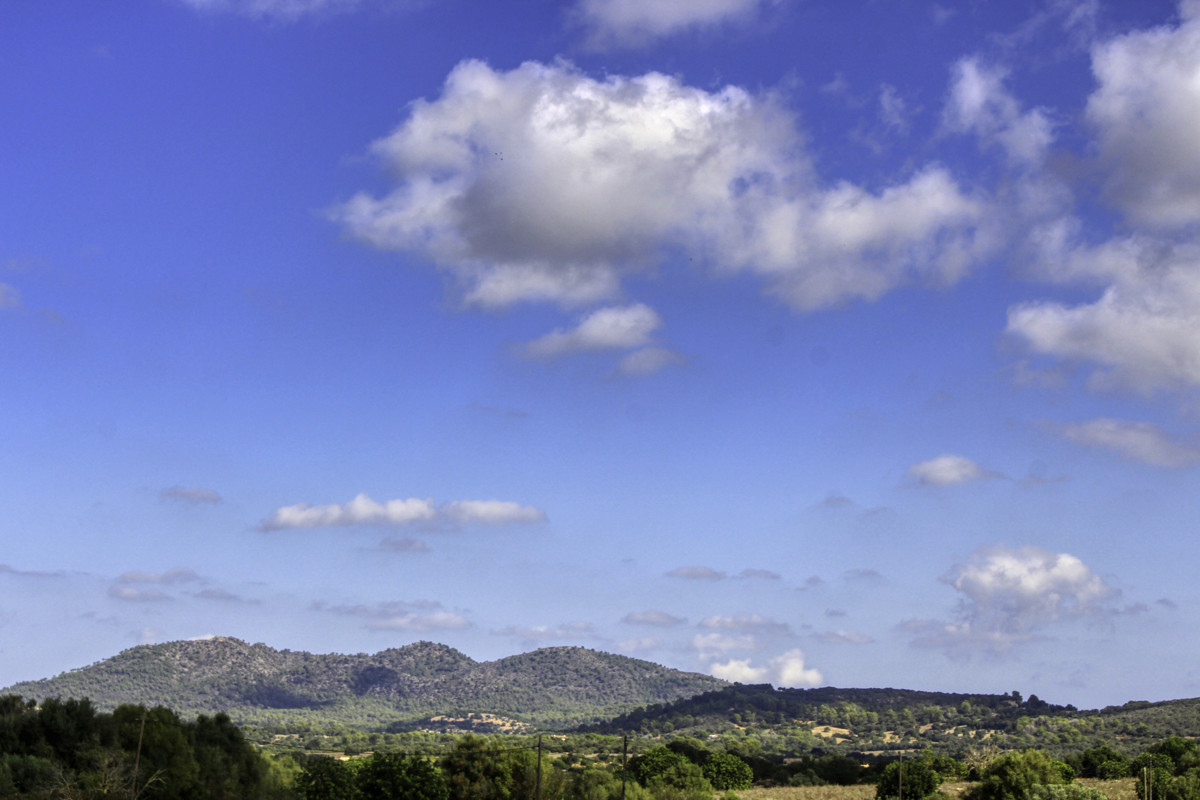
[297,756,361,800]
[966,749,1073,800]
[876,757,941,800]
[701,753,752,791]
[643,759,713,800]
[358,752,447,800]
[629,747,689,787]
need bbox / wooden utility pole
[621,736,628,800]
[130,709,146,800]
[536,735,543,800]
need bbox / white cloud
[817,630,874,644]
[878,85,910,133]
[1007,239,1200,393]
[442,500,548,525]
[907,454,991,485]
[525,304,662,358]
[908,544,1119,655]
[367,610,470,631]
[317,600,470,631]
[1053,418,1200,468]
[260,493,545,530]
[710,648,823,686]
[335,60,987,314]
[623,609,687,626]
[618,637,662,653]
[710,658,768,683]
[666,565,727,580]
[160,486,222,504]
[575,0,781,48]
[693,632,757,658]
[108,585,170,602]
[176,0,404,21]
[771,649,823,687]
[944,58,1054,166]
[497,621,593,642]
[1087,4,1200,229]
[699,613,790,634]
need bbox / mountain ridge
[0,637,728,730]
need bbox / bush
[702,753,753,791]
[965,749,1073,800]
[876,758,941,800]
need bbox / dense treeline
[0,695,293,798]
[583,685,1200,757]
[8,691,1200,800]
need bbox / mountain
[0,637,727,730]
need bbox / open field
[734,780,1138,800]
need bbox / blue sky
[3,0,1199,710]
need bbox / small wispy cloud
[666,565,727,581]
[109,585,171,603]
[160,486,222,505]
[176,0,408,22]
[738,568,781,580]
[315,600,470,631]
[379,536,430,553]
[0,284,21,310]
[260,493,546,531]
[908,454,1003,485]
[699,614,791,635]
[623,609,687,627]
[0,563,64,579]
[816,629,874,644]
[117,567,201,584]
[575,0,783,49]
[495,621,593,644]
[1051,418,1200,468]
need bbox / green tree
[296,756,360,800]
[701,753,752,791]
[876,758,941,800]
[643,759,713,800]
[358,753,447,800]
[966,749,1073,800]
[629,747,689,787]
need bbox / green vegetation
[1,638,726,731]
[0,695,293,798]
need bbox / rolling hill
[0,637,727,730]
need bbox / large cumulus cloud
[335,60,988,315]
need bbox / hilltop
[0,637,726,730]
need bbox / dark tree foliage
[628,746,688,786]
[876,757,942,800]
[0,695,278,800]
[700,752,752,791]
[358,752,447,800]
[296,756,360,800]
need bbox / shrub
[965,749,1073,800]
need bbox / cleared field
[734,780,1137,800]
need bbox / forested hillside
[582,683,1200,756]
[1,637,726,730]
